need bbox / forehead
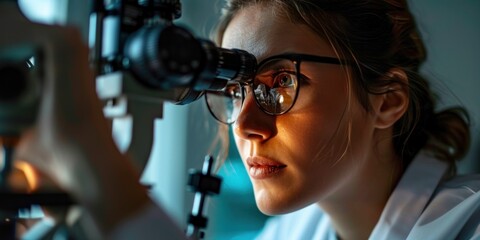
[221,4,337,62]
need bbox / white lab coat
[256,151,480,240]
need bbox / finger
[13,128,52,178]
[13,160,61,193]
[6,167,30,192]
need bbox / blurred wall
[408,0,480,173]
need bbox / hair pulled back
[216,0,470,176]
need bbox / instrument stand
[186,155,222,240]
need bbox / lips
[247,156,287,179]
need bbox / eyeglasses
[205,53,343,125]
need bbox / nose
[234,88,275,142]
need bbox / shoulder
[255,204,334,240]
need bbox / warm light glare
[14,161,39,191]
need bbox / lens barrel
[197,40,256,91]
[124,24,257,92]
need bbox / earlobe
[372,68,409,129]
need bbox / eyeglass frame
[205,53,344,125]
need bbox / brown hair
[215,0,470,176]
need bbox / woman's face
[222,5,379,215]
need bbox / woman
[204,0,476,239]
[7,0,477,239]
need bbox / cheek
[346,101,376,157]
[284,80,371,175]
[289,84,349,150]
[295,69,349,121]
[233,133,248,159]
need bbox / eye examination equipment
[91,0,255,237]
[0,0,257,239]
[186,155,222,239]
[91,0,256,172]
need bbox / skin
[222,4,408,239]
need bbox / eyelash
[298,73,309,83]
[270,70,310,86]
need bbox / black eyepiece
[124,24,257,93]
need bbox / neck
[318,144,403,240]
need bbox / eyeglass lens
[253,58,298,115]
[205,58,298,124]
[205,82,244,124]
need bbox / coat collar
[369,151,448,240]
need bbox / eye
[273,71,296,88]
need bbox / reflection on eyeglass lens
[254,59,297,114]
[206,58,299,123]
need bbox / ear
[370,68,409,129]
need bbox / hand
[1,3,151,235]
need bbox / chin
[254,190,304,216]
[256,203,285,216]
[252,179,325,216]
